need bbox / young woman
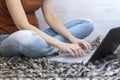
[0,0,94,58]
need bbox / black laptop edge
[88,27,120,62]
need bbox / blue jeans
[0,19,94,58]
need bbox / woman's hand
[71,37,91,53]
[57,42,85,57]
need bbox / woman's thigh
[0,30,58,58]
[44,19,94,43]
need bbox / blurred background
[36,0,120,41]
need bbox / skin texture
[5,0,91,57]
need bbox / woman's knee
[0,30,58,58]
[0,30,41,56]
[77,19,94,36]
[68,19,94,32]
[79,19,94,31]
[84,19,94,33]
[69,19,94,38]
[8,30,57,58]
[6,30,40,46]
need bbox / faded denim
[0,19,94,58]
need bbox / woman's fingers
[60,43,86,57]
[70,44,84,57]
[71,49,78,56]
[71,45,79,56]
[66,49,75,57]
[81,40,91,52]
[75,46,84,57]
[78,47,84,56]
[84,43,90,52]
[87,42,91,51]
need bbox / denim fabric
[0,19,94,58]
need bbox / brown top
[0,0,43,34]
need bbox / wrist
[52,40,64,48]
[69,36,77,43]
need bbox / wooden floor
[36,0,120,41]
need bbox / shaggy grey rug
[0,36,120,80]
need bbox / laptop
[48,27,120,64]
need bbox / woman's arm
[5,0,89,57]
[41,0,75,42]
[5,0,64,47]
[41,0,91,52]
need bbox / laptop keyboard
[48,50,95,65]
